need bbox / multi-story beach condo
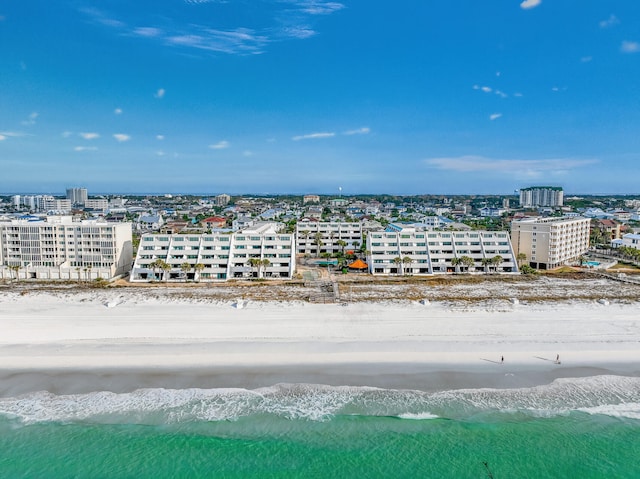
[131,222,295,282]
[366,227,518,275]
[215,194,231,206]
[84,198,109,211]
[296,221,363,255]
[510,216,590,270]
[66,187,88,206]
[519,186,564,208]
[0,216,133,280]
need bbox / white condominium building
[66,187,88,206]
[0,216,133,280]
[519,186,564,208]
[367,227,518,275]
[131,223,295,282]
[510,216,590,270]
[296,221,363,255]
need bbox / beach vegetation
[519,265,538,275]
[460,255,475,272]
[194,263,205,282]
[402,256,413,275]
[180,262,192,281]
[451,257,462,273]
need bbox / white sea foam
[0,376,639,425]
[397,412,439,420]
[577,403,640,420]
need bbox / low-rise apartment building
[296,221,363,255]
[366,227,518,275]
[510,216,590,270]
[131,223,295,282]
[0,216,133,280]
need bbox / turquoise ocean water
[1,375,639,478]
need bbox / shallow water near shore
[1,376,639,478]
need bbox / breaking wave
[1,375,639,425]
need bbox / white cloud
[581,56,593,63]
[155,88,166,99]
[621,41,640,53]
[113,133,131,142]
[74,146,98,152]
[156,150,166,156]
[0,134,6,141]
[62,131,73,138]
[156,135,165,140]
[425,155,597,175]
[281,26,316,39]
[513,92,523,97]
[344,127,370,135]
[79,132,100,140]
[0,131,26,139]
[599,14,619,29]
[134,27,163,37]
[209,140,230,149]
[481,86,492,93]
[81,3,337,57]
[520,0,541,10]
[243,150,253,157]
[489,113,502,121]
[292,132,335,141]
[288,1,345,15]
[21,112,38,126]
[494,90,508,98]
[114,108,123,115]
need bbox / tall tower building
[66,187,88,206]
[519,186,563,208]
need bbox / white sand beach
[1,277,639,396]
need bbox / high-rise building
[510,216,590,270]
[215,194,231,206]
[0,216,133,280]
[66,187,88,206]
[519,186,563,208]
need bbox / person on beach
[556,354,560,364]
[501,356,504,364]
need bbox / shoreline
[2,279,640,396]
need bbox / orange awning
[348,259,368,269]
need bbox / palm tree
[159,260,171,281]
[313,232,323,257]
[86,264,92,281]
[451,256,462,273]
[480,257,492,274]
[194,263,205,282]
[336,240,347,256]
[491,255,503,273]
[402,256,413,275]
[460,255,475,273]
[516,252,527,268]
[247,258,261,278]
[180,262,192,281]
[260,258,271,278]
[149,259,161,281]
[9,264,21,281]
[393,256,403,275]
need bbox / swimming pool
[586,261,600,267]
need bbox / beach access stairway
[588,270,640,285]
[305,280,340,303]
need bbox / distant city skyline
[2,1,640,195]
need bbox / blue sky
[1,1,639,195]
